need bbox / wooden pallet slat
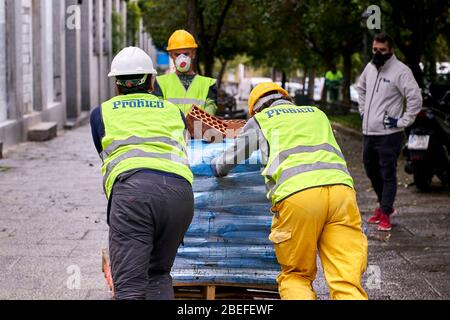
[173,283,280,300]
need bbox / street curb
[331,122,363,140]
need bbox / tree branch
[210,0,234,55]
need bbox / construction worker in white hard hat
[153,29,218,115]
[211,82,368,300]
[90,47,194,300]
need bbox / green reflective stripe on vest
[100,136,187,161]
[267,162,351,200]
[255,104,353,205]
[100,93,193,199]
[157,73,216,114]
[265,143,346,177]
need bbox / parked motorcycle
[403,87,450,191]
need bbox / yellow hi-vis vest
[156,73,216,114]
[325,70,343,81]
[254,104,354,205]
[100,93,193,199]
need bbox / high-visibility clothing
[269,185,368,300]
[325,70,343,82]
[157,73,216,114]
[254,104,354,205]
[100,93,193,199]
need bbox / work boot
[367,207,383,224]
[378,213,392,231]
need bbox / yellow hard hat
[248,82,289,116]
[167,30,198,51]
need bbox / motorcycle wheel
[412,160,433,191]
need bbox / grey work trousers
[108,170,194,300]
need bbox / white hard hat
[108,47,157,77]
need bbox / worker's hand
[210,159,227,178]
[383,116,398,128]
[211,163,220,177]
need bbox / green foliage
[112,11,125,55]
[138,0,260,77]
[138,0,185,50]
[127,1,142,46]
[134,0,449,87]
[378,0,450,86]
[328,113,362,131]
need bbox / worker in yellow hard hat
[211,82,369,300]
[153,30,218,115]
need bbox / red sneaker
[391,208,398,217]
[378,213,392,231]
[368,207,383,224]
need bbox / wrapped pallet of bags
[171,140,280,295]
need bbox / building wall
[0,0,115,150]
[0,0,158,149]
[81,0,115,110]
[0,0,6,122]
[43,0,54,107]
[21,0,33,114]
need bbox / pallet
[102,250,279,300]
[173,283,280,300]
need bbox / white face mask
[175,54,192,73]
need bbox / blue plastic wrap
[172,140,280,286]
[188,139,262,176]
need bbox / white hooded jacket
[357,54,422,136]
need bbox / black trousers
[363,132,404,215]
[108,170,194,300]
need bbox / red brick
[187,105,246,143]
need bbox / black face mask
[372,51,393,68]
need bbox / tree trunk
[196,59,203,76]
[321,81,328,102]
[405,55,424,88]
[302,70,307,95]
[308,68,316,100]
[217,59,228,89]
[281,70,287,89]
[423,51,436,85]
[342,52,352,105]
[197,0,233,78]
[203,55,215,78]
[187,0,197,36]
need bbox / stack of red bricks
[187,105,246,143]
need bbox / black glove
[383,116,398,128]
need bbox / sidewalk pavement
[0,124,449,300]
[0,126,110,299]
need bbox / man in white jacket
[357,33,422,231]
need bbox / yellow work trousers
[269,185,368,300]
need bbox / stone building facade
[0,0,132,150]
